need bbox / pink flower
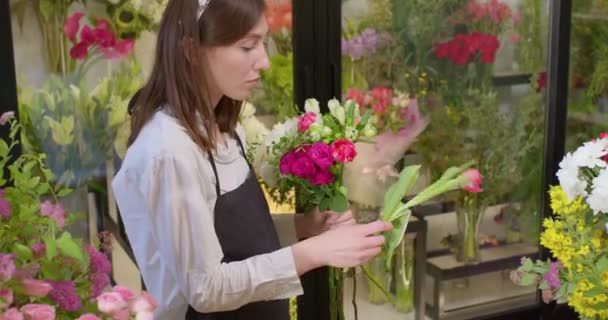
[69,42,89,60]
[512,10,522,26]
[21,279,52,298]
[308,142,334,169]
[96,19,110,31]
[19,304,55,320]
[460,169,483,193]
[105,39,134,59]
[39,201,53,216]
[64,12,84,41]
[0,195,10,219]
[0,308,23,320]
[290,153,317,179]
[31,244,46,259]
[135,311,154,320]
[94,27,116,49]
[510,33,521,44]
[0,112,15,126]
[90,272,110,298]
[0,289,13,309]
[76,314,101,320]
[112,309,130,320]
[298,112,317,132]
[345,89,365,109]
[132,292,158,314]
[86,246,112,274]
[330,139,357,163]
[80,25,96,46]
[97,292,128,314]
[0,254,15,281]
[47,281,81,312]
[309,170,335,186]
[112,286,135,302]
[50,204,66,228]
[279,152,297,175]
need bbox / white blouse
[111,110,303,319]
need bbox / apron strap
[206,150,221,198]
[233,133,253,170]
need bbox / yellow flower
[549,186,588,216]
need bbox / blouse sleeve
[137,152,302,313]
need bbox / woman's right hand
[291,220,393,275]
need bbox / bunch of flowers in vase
[0,114,157,320]
[512,134,608,320]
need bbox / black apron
[185,135,290,320]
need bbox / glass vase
[455,204,485,265]
[364,253,391,304]
[392,237,414,313]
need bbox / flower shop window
[339,0,550,319]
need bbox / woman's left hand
[295,209,356,238]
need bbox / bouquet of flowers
[0,114,157,320]
[342,88,428,208]
[511,134,608,320]
[253,98,377,213]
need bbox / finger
[357,247,383,265]
[325,212,341,224]
[335,210,353,223]
[360,235,385,249]
[357,220,393,235]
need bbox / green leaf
[538,281,549,290]
[57,188,73,198]
[381,165,420,221]
[56,232,86,266]
[319,197,332,212]
[596,257,608,272]
[13,243,33,261]
[384,211,411,270]
[0,140,8,158]
[329,193,349,213]
[44,236,58,260]
[583,286,604,297]
[519,257,534,272]
[519,273,537,286]
[40,260,63,280]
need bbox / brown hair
[128,0,267,150]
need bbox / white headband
[197,0,211,19]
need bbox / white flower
[304,98,320,114]
[588,168,608,214]
[345,127,358,140]
[265,118,298,147]
[328,99,345,124]
[556,153,588,200]
[572,138,608,169]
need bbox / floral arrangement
[512,134,608,320]
[253,98,377,213]
[95,0,169,39]
[0,114,157,320]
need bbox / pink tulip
[0,112,14,126]
[112,286,135,302]
[0,289,13,309]
[20,304,55,320]
[0,308,23,320]
[21,279,52,298]
[460,169,483,193]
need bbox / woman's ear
[180,37,200,65]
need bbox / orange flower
[266,0,292,33]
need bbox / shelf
[427,243,539,280]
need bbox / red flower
[536,71,547,92]
[309,170,335,186]
[266,0,292,33]
[80,25,96,46]
[330,139,357,163]
[460,169,483,193]
[64,12,84,41]
[69,42,89,60]
[345,88,365,109]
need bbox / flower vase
[455,204,485,265]
[392,237,414,313]
[364,253,391,304]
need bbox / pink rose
[135,311,154,320]
[0,308,23,320]
[21,279,52,298]
[308,142,334,169]
[460,169,483,193]
[0,254,15,282]
[20,304,55,320]
[298,112,317,132]
[111,308,129,320]
[75,314,100,320]
[309,170,335,186]
[112,286,135,302]
[0,289,13,309]
[290,153,317,179]
[330,139,357,163]
[63,12,84,41]
[279,152,297,175]
[97,292,127,314]
[132,292,158,314]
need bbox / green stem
[360,266,396,305]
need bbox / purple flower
[309,170,335,186]
[543,261,562,289]
[0,254,15,281]
[86,245,111,275]
[308,142,334,169]
[48,280,82,312]
[341,28,392,60]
